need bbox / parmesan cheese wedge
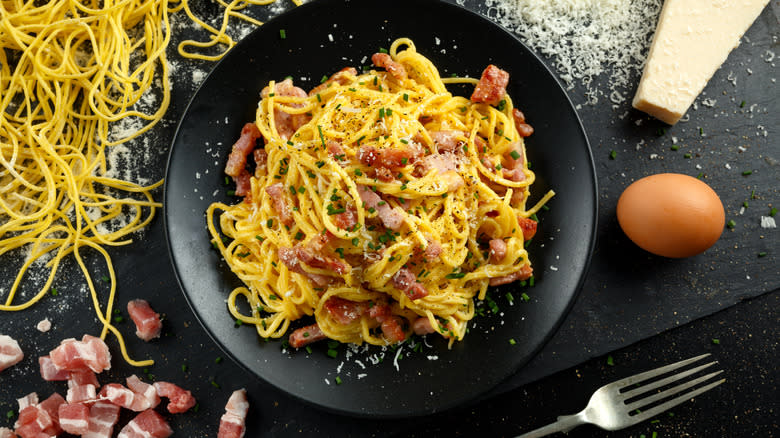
[632,0,770,125]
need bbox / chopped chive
[101,275,110,282]
[317,125,326,149]
[606,355,615,366]
[378,47,388,54]
[743,201,749,208]
[305,346,313,354]
[181,364,188,372]
[508,338,516,345]
[742,170,753,176]
[113,316,123,323]
[521,292,530,302]
[609,150,617,160]
[7,410,14,419]
[266,219,273,227]
[351,238,360,247]
[335,376,343,385]
[445,272,466,279]
[315,161,325,168]
[711,338,720,345]
[215,356,223,364]
[670,144,680,151]
[50,287,58,296]
[354,168,362,176]
[684,153,692,159]
[510,150,521,160]
[279,29,286,39]
[697,172,704,179]
[506,292,514,303]
[726,220,736,229]
[224,176,230,185]
[294,231,304,240]
[403,93,409,102]
[320,75,328,83]
[770,207,777,217]
[226,190,236,196]
[234,319,243,327]
[758,252,767,257]
[210,380,220,389]
[740,100,746,108]
[327,349,338,358]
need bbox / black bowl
[164,0,596,418]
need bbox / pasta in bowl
[207,38,554,349]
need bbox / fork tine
[625,370,723,412]
[630,375,725,423]
[620,361,717,401]
[611,353,711,389]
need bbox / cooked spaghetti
[208,38,554,348]
[0,0,298,367]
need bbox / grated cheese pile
[485,0,662,105]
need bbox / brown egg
[616,173,725,258]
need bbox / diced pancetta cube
[82,401,121,438]
[66,383,97,404]
[99,383,155,412]
[288,324,326,349]
[117,409,172,438]
[14,393,65,437]
[127,300,163,342]
[392,268,429,301]
[470,64,509,106]
[39,356,69,381]
[126,375,160,409]
[217,389,249,438]
[153,382,197,414]
[0,427,17,438]
[371,53,407,81]
[0,335,24,373]
[49,335,111,373]
[58,403,90,435]
[16,393,38,411]
[68,369,100,388]
[356,185,406,231]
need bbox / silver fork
[516,354,725,437]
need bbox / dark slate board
[1,0,777,436]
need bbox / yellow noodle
[1,0,297,366]
[210,38,555,348]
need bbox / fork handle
[515,412,586,438]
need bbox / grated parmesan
[485,0,662,104]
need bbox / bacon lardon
[470,64,509,106]
[39,356,69,381]
[117,409,172,438]
[0,427,17,438]
[392,268,429,301]
[49,335,111,373]
[83,401,121,438]
[217,389,249,438]
[356,185,405,231]
[371,53,407,81]
[127,299,163,342]
[14,393,65,438]
[58,403,90,435]
[288,324,326,349]
[153,382,196,414]
[265,183,295,227]
[0,334,24,373]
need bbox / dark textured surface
[0,0,777,436]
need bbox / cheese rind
[632,0,769,125]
